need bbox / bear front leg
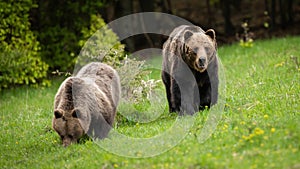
[88,114,112,140]
[171,58,199,115]
[207,58,219,106]
[170,77,181,113]
[209,72,219,106]
[179,82,199,115]
[162,71,175,113]
[199,83,212,110]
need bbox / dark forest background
[99,0,300,50]
[0,0,299,89]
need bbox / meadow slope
[0,36,299,169]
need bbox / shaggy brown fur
[52,62,120,147]
[162,25,219,115]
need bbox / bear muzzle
[62,136,78,147]
[196,57,207,72]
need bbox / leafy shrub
[115,57,163,124]
[35,1,106,72]
[77,14,125,69]
[0,0,49,90]
[0,50,49,89]
[116,58,161,103]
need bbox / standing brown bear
[162,25,219,115]
[52,62,120,147]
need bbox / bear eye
[204,47,209,53]
[193,47,199,53]
[204,47,211,55]
[188,49,196,56]
[68,135,73,139]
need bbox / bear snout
[62,136,77,147]
[198,57,206,67]
[63,137,71,147]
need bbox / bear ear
[205,29,216,41]
[72,109,81,118]
[54,109,63,119]
[184,30,193,41]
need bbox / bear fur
[162,25,219,115]
[52,62,120,147]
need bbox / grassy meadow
[0,36,299,169]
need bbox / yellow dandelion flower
[292,148,297,153]
[271,128,275,133]
[249,133,255,139]
[242,135,248,140]
[263,114,269,119]
[275,61,285,67]
[254,128,264,135]
[240,121,245,125]
[223,124,228,130]
[251,164,257,169]
[165,163,169,167]
[113,164,119,168]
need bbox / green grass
[1,36,299,169]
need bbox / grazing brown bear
[52,62,120,147]
[162,25,219,115]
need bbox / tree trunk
[163,0,172,14]
[115,0,134,51]
[206,0,212,27]
[270,0,276,29]
[279,0,287,28]
[221,0,234,35]
[287,0,294,25]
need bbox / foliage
[0,50,49,90]
[1,37,299,168]
[77,14,125,69]
[116,57,161,110]
[35,0,106,71]
[0,0,49,90]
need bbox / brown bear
[52,62,120,147]
[162,25,219,115]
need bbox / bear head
[52,77,90,147]
[52,109,86,147]
[182,29,216,73]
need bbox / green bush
[77,14,125,68]
[35,1,106,72]
[0,50,49,89]
[0,0,49,90]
